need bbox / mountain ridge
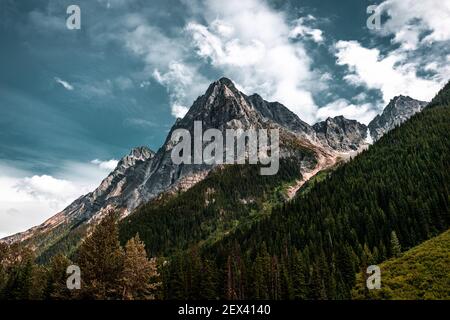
[1,78,430,256]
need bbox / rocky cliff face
[368,96,428,141]
[313,116,368,152]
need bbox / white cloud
[103,0,329,123]
[289,17,324,43]
[184,0,323,123]
[54,77,74,90]
[0,161,112,238]
[378,0,450,49]
[324,1,450,122]
[117,16,211,117]
[91,159,119,170]
[153,61,209,118]
[171,104,189,119]
[317,99,378,125]
[334,40,442,104]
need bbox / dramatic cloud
[110,0,326,123]
[117,15,210,118]
[334,40,442,104]
[378,0,450,49]
[184,0,324,123]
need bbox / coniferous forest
[157,104,450,299]
[1,91,449,300]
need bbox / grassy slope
[352,229,450,300]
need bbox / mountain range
[1,77,430,259]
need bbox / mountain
[2,78,432,262]
[368,95,428,141]
[158,82,450,299]
[1,146,155,246]
[352,228,450,300]
[3,77,367,258]
[313,116,368,152]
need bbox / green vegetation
[0,213,160,300]
[352,229,450,300]
[119,157,304,256]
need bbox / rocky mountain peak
[178,77,260,131]
[368,95,428,141]
[116,146,155,171]
[313,116,368,151]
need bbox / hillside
[119,158,306,257]
[352,229,450,300]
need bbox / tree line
[0,213,160,300]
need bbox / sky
[0,0,449,237]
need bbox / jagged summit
[214,77,236,88]
[201,77,240,102]
[368,95,428,141]
[313,116,368,151]
[117,146,155,169]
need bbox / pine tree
[45,253,72,299]
[120,234,160,300]
[291,250,307,299]
[3,248,35,299]
[199,259,217,300]
[390,231,401,257]
[77,211,124,299]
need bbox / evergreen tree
[77,211,124,299]
[291,250,308,299]
[45,253,72,299]
[121,234,160,300]
[390,231,402,257]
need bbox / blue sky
[1,0,449,237]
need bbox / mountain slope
[159,85,450,299]
[352,229,450,300]
[5,78,357,260]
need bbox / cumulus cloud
[322,1,450,123]
[184,0,323,123]
[334,40,442,104]
[289,16,324,43]
[54,77,74,90]
[108,0,327,123]
[117,15,210,117]
[0,161,113,238]
[378,0,450,49]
